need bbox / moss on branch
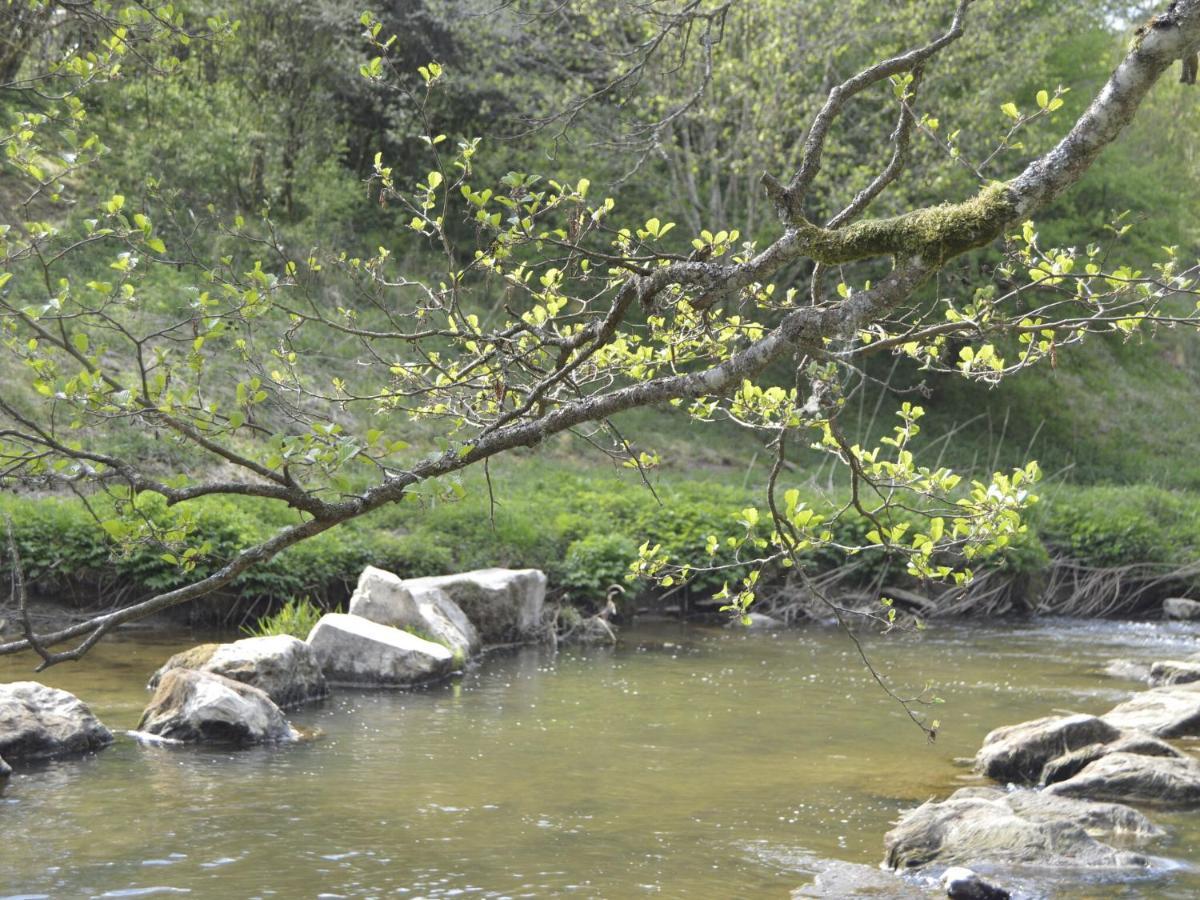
[800,181,1015,265]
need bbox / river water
[2,618,1200,898]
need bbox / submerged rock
[137,669,294,745]
[0,681,113,763]
[1104,659,1153,682]
[792,859,929,897]
[1039,732,1185,786]
[1045,751,1200,806]
[1149,660,1200,687]
[1163,597,1200,620]
[306,613,455,686]
[733,612,785,630]
[1103,682,1200,737]
[401,568,546,644]
[883,786,1156,873]
[941,867,1010,900]
[148,635,328,709]
[348,566,479,659]
[974,714,1122,784]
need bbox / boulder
[974,714,1122,784]
[1149,660,1200,687]
[733,612,785,630]
[306,613,455,686]
[883,787,1155,872]
[1163,597,1200,620]
[1103,682,1200,737]
[401,568,545,644]
[136,668,294,745]
[941,867,1010,900]
[347,566,479,659]
[1039,732,1185,786]
[148,635,328,708]
[0,754,10,778]
[1103,659,1152,682]
[0,681,113,763]
[1045,751,1200,806]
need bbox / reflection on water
[1,619,1199,898]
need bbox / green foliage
[242,596,326,639]
[561,533,638,598]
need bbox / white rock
[1163,597,1200,620]
[402,568,546,644]
[148,634,328,708]
[306,613,455,686]
[137,668,294,745]
[348,566,479,658]
[0,681,113,763]
[1103,682,1200,737]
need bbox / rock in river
[1038,732,1185,786]
[942,867,1010,900]
[137,668,295,745]
[1103,682,1200,737]
[148,634,328,709]
[307,613,456,686]
[974,714,1123,784]
[884,786,1157,872]
[1163,597,1200,620]
[0,681,113,764]
[401,568,546,644]
[0,753,11,778]
[1149,660,1200,687]
[1045,751,1200,806]
[348,566,480,659]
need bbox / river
[2,618,1199,898]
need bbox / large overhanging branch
[4,0,1200,663]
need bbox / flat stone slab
[401,568,545,644]
[348,566,479,659]
[1045,751,1200,806]
[307,613,455,686]
[137,668,294,745]
[0,681,113,763]
[148,635,328,709]
[1103,682,1200,737]
[975,714,1122,785]
[1039,732,1185,786]
[884,787,1156,873]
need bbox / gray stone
[883,787,1154,872]
[1149,660,1200,687]
[1039,732,1185,786]
[402,568,546,644]
[0,754,10,778]
[347,566,479,659]
[1163,597,1200,620]
[1103,682,1200,737]
[306,612,455,686]
[137,668,294,745]
[0,681,113,763]
[733,612,785,630]
[974,714,1122,784]
[1045,751,1200,806]
[1103,659,1152,682]
[148,635,328,708]
[942,867,1010,900]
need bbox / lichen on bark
[799,181,1016,265]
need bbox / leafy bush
[242,596,327,639]
[562,533,638,598]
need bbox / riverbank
[3,469,1200,631]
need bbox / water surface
[2,618,1200,898]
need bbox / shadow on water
[1,618,1199,898]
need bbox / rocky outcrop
[402,568,545,644]
[0,682,113,763]
[1038,732,1185,786]
[1103,682,1200,737]
[883,787,1156,872]
[1163,597,1200,620]
[1045,751,1200,806]
[306,613,456,686]
[347,566,479,659]
[148,635,328,708]
[137,668,294,745]
[974,714,1122,784]
[1149,660,1200,687]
